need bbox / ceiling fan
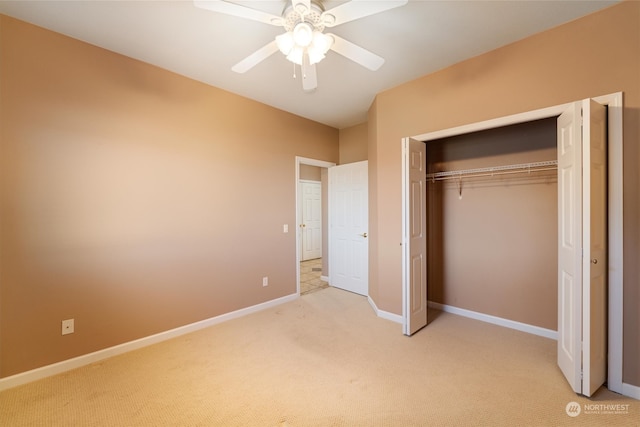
[194,0,408,92]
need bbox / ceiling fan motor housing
[283,1,326,33]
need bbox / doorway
[402,92,624,395]
[296,157,335,295]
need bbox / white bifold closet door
[557,98,607,397]
[401,138,427,336]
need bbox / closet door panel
[557,102,582,394]
[402,138,427,335]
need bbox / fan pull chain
[293,62,296,79]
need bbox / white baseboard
[0,293,299,392]
[428,301,558,340]
[368,296,403,324]
[622,382,640,400]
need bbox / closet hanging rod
[426,160,557,181]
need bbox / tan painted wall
[368,1,640,386]
[0,15,338,377]
[299,164,322,181]
[339,122,368,164]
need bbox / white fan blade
[301,56,317,92]
[232,40,279,73]
[327,33,384,71]
[322,0,408,28]
[194,0,284,26]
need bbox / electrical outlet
[263,277,269,287]
[61,319,74,335]
[283,224,288,233]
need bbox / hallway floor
[300,258,328,295]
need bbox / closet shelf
[426,160,558,181]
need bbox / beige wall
[299,164,322,181]
[0,15,338,377]
[368,1,640,386]
[339,122,368,164]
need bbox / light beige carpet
[0,287,637,426]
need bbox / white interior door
[329,161,368,296]
[402,138,427,335]
[557,99,607,397]
[301,181,322,261]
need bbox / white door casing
[301,181,322,261]
[329,161,369,296]
[557,99,607,396]
[402,138,428,336]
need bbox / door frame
[295,157,336,295]
[402,92,623,394]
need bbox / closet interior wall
[426,118,558,331]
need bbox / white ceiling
[0,0,619,129]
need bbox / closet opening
[425,117,561,335]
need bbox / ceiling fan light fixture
[307,50,325,65]
[276,32,295,55]
[279,25,332,66]
[307,31,331,65]
[292,22,313,47]
[286,46,305,65]
[311,31,332,54]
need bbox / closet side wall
[427,119,558,330]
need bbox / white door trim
[404,92,624,396]
[295,157,336,295]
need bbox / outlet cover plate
[62,319,74,335]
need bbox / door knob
[591,258,598,264]
[360,232,368,238]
